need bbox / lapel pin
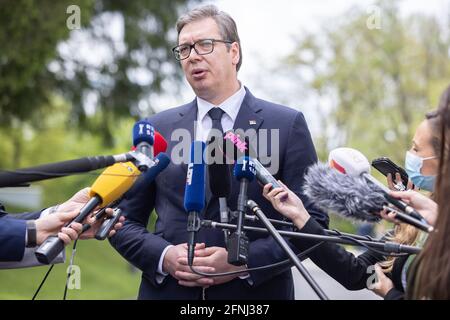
[249,120,257,125]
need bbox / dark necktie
[208,107,225,134]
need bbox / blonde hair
[380,223,420,273]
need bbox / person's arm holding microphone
[0,188,124,268]
[34,188,125,245]
[261,181,399,296]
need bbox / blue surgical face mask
[404,151,437,192]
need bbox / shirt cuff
[156,245,173,284]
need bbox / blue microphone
[184,141,206,265]
[133,119,155,170]
[228,156,256,265]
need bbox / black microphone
[0,153,135,188]
[208,159,232,243]
[228,156,256,266]
[303,163,434,232]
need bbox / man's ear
[231,42,240,66]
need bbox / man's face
[177,18,240,103]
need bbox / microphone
[94,152,171,240]
[228,156,256,266]
[133,120,154,171]
[35,161,141,264]
[303,161,433,232]
[208,161,231,221]
[153,131,168,157]
[131,130,168,157]
[184,141,206,266]
[208,159,232,243]
[222,131,282,190]
[328,148,433,232]
[0,153,135,188]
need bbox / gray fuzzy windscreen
[302,163,384,222]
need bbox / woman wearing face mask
[404,112,441,192]
[261,86,449,300]
[374,109,443,297]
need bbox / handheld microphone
[328,148,433,232]
[228,156,256,266]
[133,120,155,171]
[184,141,206,266]
[153,131,168,157]
[222,131,282,190]
[35,161,141,264]
[303,162,386,222]
[209,162,231,219]
[208,160,232,243]
[131,130,168,156]
[94,152,171,240]
[0,153,136,188]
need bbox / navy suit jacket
[110,88,329,299]
[0,203,41,261]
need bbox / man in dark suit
[110,4,328,299]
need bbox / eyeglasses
[172,39,233,61]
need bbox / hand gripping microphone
[184,141,206,266]
[35,161,141,264]
[228,156,256,266]
[328,148,433,232]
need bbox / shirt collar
[196,83,246,123]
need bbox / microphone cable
[189,241,325,278]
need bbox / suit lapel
[171,100,198,173]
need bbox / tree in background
[280,0,450,164]
[0,0,197,168]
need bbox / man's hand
[163,243,215,287]
[35,188,125,245]
[178,246,248,286]
[35,201,85,245]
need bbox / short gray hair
[176,5,242,71]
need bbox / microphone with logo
[221,131,283,191]
[35,161,141,264]
[227,156,256,266]
[327,148,433,232]
[92,129,170,239]
[91,129,170,240]
[93,152,171,240]
[303,162,433,236]
[184,141,206,266]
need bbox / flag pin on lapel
[249,120,257,125]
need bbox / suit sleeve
[6,211,42,220]
[282,112,329,228]
[0,217,26,261]
[109,182,172,287]
[247,112,328,287]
